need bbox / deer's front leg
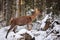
[13,26,17,33]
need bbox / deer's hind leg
[5,25,15,38]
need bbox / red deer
[5,8,42,38]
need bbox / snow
[44,33,57,40]
[0,25,60,40]
[53,23,60,32]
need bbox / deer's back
[13,16,32,26]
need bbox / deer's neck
[30,13,39,21]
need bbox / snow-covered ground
[0,23,60,40]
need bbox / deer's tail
[9,18,14,25]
